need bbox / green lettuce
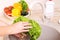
[19,0,28,11]
[13,16,41,40]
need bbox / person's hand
[9,22,32,34]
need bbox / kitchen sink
[38,24,60,40]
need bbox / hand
[9,22,32,34]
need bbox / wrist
[0,25,12,36]
[7,25,14,35]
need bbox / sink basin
[38,24,60,40]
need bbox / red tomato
[4,7,12,17]
[6,10,11,16]
[4,7,9,13]
[8,6,13,11]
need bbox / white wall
[25,0,60,12]
[54,0,60,8]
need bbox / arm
[0,20,10,36]
[0,26,11,36]
[0,21,32,36]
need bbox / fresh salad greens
[19,0,28,11]
[13,16,41,40]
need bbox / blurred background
[0,0,60,40]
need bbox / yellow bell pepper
[12,8,21,18]
[13,3,22,11]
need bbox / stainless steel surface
[38,24,60,40]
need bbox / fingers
[22,22,31,26]
[22,30,29,32]
[17,22,31,26]
[22,26,32,32]
[24,26,32,29]
[14,34,19,37]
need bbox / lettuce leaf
[19,0,28,11]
